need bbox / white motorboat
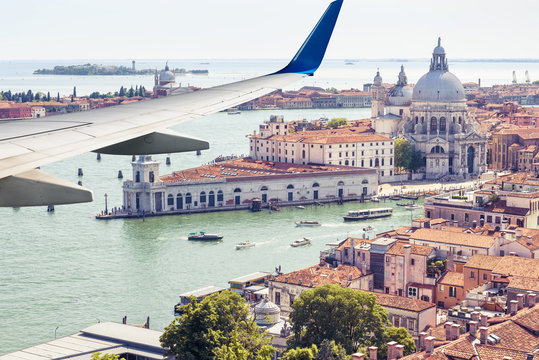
[295,220,321,227]
[291,238,312,247]
[236,240,255,250]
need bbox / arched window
[217,190,224,202]
[302,150,306,158]
[185,193,192,204]
[421,116,424,123]
[345,160,349,165]
[312,183,320,188]
[439,117,446,132]
[415,116,418,124]
[234,188,242,193]
[361,179,369,184]
[337,181,345,186]
[260,186,268,191]
[430,145,445,153]
[200,191,206,203]
[459,116,462,124]
[430,117,437,132]
[453,116,456,123]
[287,184,294,189]
[167,194,174,206]
[149,171,155,183]
[176,193,183,209]
[135,171,140,183]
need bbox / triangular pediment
[426,136,449,145]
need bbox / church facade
[372,39,487,180]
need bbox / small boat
[291,238,311,247]
[389,196,401,201]
[401,195,419,200]
[396,202,413,207]
[295,220,321,227]
[236,240,255,250]
[296,205,305,209]
[363,225,375,232]
[188,231,223,241]
[371,198,380,203]
[343,207,393,222]
[227,110,241,115]
[405,204,422,210]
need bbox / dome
[412,38,465,102]
[254,298,280,326]
[373,70,382,85]
[413,70,465,102]
[387,85,413,106]
[159,62,175,83]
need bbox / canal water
[0,57,532,353]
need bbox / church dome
[412,38,465,102]
[387,65,413,106]
[373,70,382,85]
[159,63,175,83]
[413,71,465,102]
[254,298,280,326]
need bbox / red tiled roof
[385,241,435,256]
[273,264,365,287]
[438,272,464,287]
[410,228,497,249]
[374,293,436,312]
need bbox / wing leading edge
[0,0,343,207]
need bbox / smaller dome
[254,298,280,326]
[433,37,445,55]
[159,70,175,82]
[387,85,413,106]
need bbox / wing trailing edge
[0,169,93,207]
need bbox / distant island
[34,64,208,76]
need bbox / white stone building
[372,39,488,180]
[249,115,395,180]
[122,156,378,214]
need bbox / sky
[2,0,539,60]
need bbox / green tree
[47,91,51,101]
[73,86,77,98]
[287,285,388,354]
[119,86,125,97]
[90,352,125,360]
[160,291,274,360]
[377,327,415,360]
[394,138,412,171]
[409,149,423,172]
[316,340,349,360]
[283,345,318,360]
[327,118,348,129]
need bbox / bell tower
[371,69,385,118]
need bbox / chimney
[479,327,488,344]
[444,322,453,340]
[479,217,485,226]
[516,293,524,309]
[395,345,404,359]
[451,323,460,340]
[387,341,397,360]
[469,321,478,338]
[352,353,365,360]
[471,311,480,322]
[369,346,378,360]
[528,293,537,307]
[472,220,477,228]
[453,220,458,227]
[285,277,288,283]
[480,313,488,327]
[298,279,302,286]
[419,332,428,351]
[510,299,518,315]
[516,228,523,239]
[362,260,367,275]
[425,336,435,354]
[502,219,509,230]
[509,252,516,256]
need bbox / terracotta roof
[336,237,374,251]
[491,256,539,278]
[374,293,435,312]
[464,255,503,271]
[400,304,539,360]
[385,241,435,256]
[273,264,365,287]
[160,157,372,182]
[484,200,529,216]
[438,272,464,287]
[507,276,539,293]
[506,192,539,199]
[410,228,497,249]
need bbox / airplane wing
[0,0,343,207]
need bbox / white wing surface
[0,0,343,207]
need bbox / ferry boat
[401,195,419,200]
[236,240,255,250]
[295,220,321,227]
[343,207,393,222]
[291,238,312,247]
[187,231,223,241]
[405,203,422,210]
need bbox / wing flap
[0,169,93,207]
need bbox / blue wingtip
[275,0,343,75]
